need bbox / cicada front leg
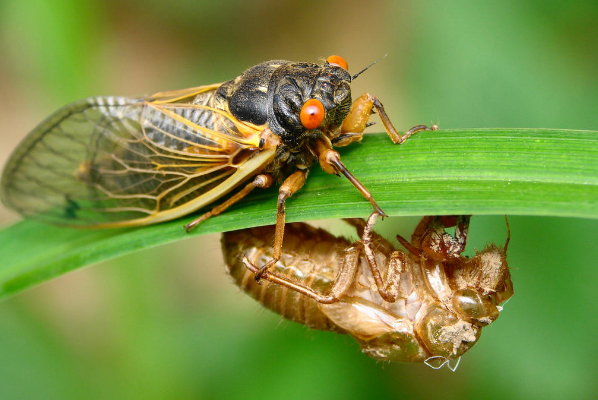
[397,215,471,262]
[314,138,386,217]
[333,93,438,147]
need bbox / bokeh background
[1,0,597,399]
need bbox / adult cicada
[222,214,513,368]
[0,55,434,278]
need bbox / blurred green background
[0,0,597,399]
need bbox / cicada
[0,55,434,277]
[222,213,513,367]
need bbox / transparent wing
[1,87,274,227]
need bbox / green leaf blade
[0,128,596,300]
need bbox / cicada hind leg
[183,174,274,232]
[334,93,438,147]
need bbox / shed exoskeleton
[222,213,513,367]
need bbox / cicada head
[450,243,513,325]
[268,56,352,148]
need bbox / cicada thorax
[216,60,352,144]
[221,215,513,365]
[213,59,353,181]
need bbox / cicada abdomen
[224,223,358,332]
[221,214,513,366]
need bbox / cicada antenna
[351,54,388,81]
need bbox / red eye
[326,55,348,71]
[300,99,325,130]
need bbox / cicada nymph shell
[221,214,513,367]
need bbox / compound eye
[326,55,348,71]
[300,98,325,130]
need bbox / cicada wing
[148,83,223,103]
[1,92,273,228]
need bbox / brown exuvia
[222,213,513,367]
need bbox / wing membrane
[1,88,274,227]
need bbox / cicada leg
[360,212,411,303]
[399,215,471,262]
[247,169,308,282]
[343,216,395,255]
[334,93,438,146]
[314,139,386,217]
[184,174,273,232]
[242,246,361,305]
